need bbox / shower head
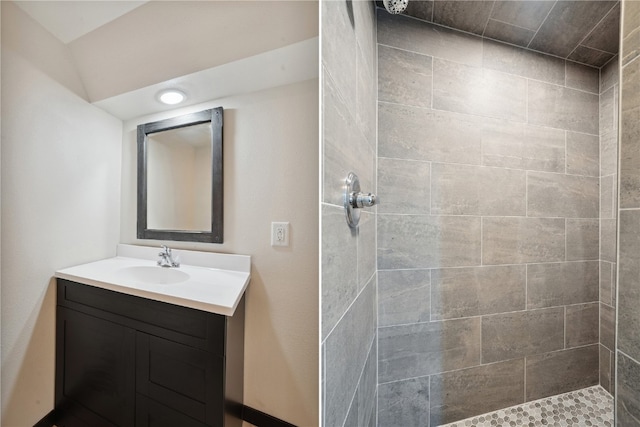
[383,0,408,14]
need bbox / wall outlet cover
[271,222,290,247]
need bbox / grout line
[526,0,559,50]
[481,1,497,38]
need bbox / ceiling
[14,1,148,44]
[10,0,319,109]
[380,0,620,68]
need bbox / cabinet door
[136,332,224,426]
[136,395,211,427]
[56,307,136,427]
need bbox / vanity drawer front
[136,333,224,426]
[57,278,226,354]
[136,395,212,427]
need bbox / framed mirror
[137,107,223,243]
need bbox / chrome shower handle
[344,172,377,228]
[350,192,377,209]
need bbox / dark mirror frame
[137,107,223,243]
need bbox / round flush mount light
[157,89,186,105]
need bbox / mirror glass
[147,123,212,231]
[137,108,223,243]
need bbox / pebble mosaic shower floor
[438,386,613,427]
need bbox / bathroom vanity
[52,245,250,427]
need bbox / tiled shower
[376,9,614,425]
[322,0,638,426]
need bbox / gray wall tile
[431,265,526,320]
[377,157,430,215]
[482,308,565,363]
[566,218,599,261]
[322,0,356,113]
[528,80,599,135]
[322,204,358,339]
[623,0,640,39]
[580,2,620,54]
[431,163,526,216]
[378,214,481,269]
[378,44,432,108]
[620,107,640,209]
[528,1,617,57]
[489,0,555,31]
[600,86,617,136]
[600,261,614,306]
[433,58,526,122]
[618,210,640,361]
[565,61,599,93]
[601,175,616,219]
[566,132,599,177]
[622,28,640,66]
[357,211,376,290]
[527,172,599,218]
[483,40,565,85]
[355,338,377,427]
[568,46,615,69]
[483,19,534,47]
[622,51,640,112]
[481,121,565,173]
[378,376,430,427]
[377,10,483,67]
[601,303,616,351]
[601,218,617,263]
[430,359,525,425]
[527,261,599,309]
[601,131,618,177]
[600,345,612,394]
[378,318,481,383]
[402,0,433,22]
[565,303,599,348]
[482,217,565,265]
[378,101,482,165]
[525,345,599,401]
[356,44,377,149]
[432,0,494,35]
[325,279,376,427]
[617,352,640,426]
[600,56,619,94]
[378,269,430,327]
[323,72,375,206]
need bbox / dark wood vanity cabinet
[54,279,244,427]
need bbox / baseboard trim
[35,405,297,427]
[33,410,56,427]
[242,405,298,427]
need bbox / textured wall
[376,11,602,426]
[617,1,640,424]
[321,0,378,426]
[1,3,123,424]
[599,56,619,396]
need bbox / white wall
[121,79,319,426]
[0,3,123,425]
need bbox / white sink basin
[55,244,251,316]
[116,265,190,285]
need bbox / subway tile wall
[617,1,640,424]
[376,11,604,426]
[321,1,378,426]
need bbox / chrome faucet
[157,245,180,268]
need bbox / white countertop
[55,244,251,316]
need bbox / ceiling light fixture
[157,89,186,105]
